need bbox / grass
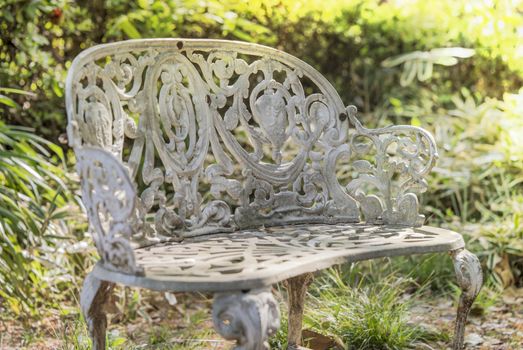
[48,309,221,350]
[58,291,221,350]
[302,267,446,350]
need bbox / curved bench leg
[450,249,483,350]
[212,288,280,350]
[286,273,313,350]
[80,272,115,350]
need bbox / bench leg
[80,272,115,350]
[450,249,482,350]
[286,273,313,350]
[212,288,280,350]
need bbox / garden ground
[1,284,522,349]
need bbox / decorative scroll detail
[76,147,143,274]
[450,249,483,350]
[451,249,483,299]
[134,223,462,281]
[213,288,280,350]
[346,106,438,226]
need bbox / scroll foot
[212,288,281,350]
[450,249,483,350]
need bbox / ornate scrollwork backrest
[66,39,437,244]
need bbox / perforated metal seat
[93,223,464,292]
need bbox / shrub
[414,89,523,287]
[0,90,84,317]
[2,0,523,139]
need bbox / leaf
[411,117,422,127]
[0,88,35,97]
[0,94,18,108]
[400,60,417,87]
[389,97,402,107]
[7,297,20,316]
[431,47,475,58]
[137,0,149,9]
[52,80,63,97]
[381,52,421,68]
[111,337,127,347]
[117,17,141,39]
[433,56,459,66]
[417,61,433,81]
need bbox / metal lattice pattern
[133,223,463,284]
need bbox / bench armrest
[345,106,438,226]
[76,146,143,275]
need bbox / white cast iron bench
[66,39,482,350]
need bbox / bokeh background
[1,0,522,348]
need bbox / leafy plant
[382,48,475,86]
[408,88,523,288]
[2,0,523,139]
[0,89,83,317]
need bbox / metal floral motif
[346,105,438,226]
[67,39,438,270]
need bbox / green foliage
[0,90,84,317]
[0,121,78,317]
[237,0,523,113]
[1,0,88,139]
[0,0,272,140]
[104,0,272,42]
[419,89,523,286]
[302,268,445,349]
[2,0,523,139]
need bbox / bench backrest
[66,39,435,240]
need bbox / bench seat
[93,224,464,292]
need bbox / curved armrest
[345,106,438,226]
[76,146,143,275]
